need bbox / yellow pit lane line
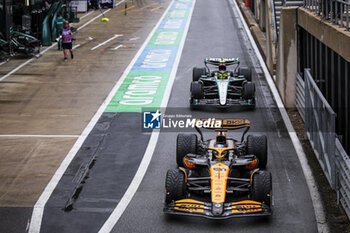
[151,6,164,12]
[121,5,136,12]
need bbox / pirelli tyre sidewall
[247,134,268,168]
[176,134,197,167]
[251,170,272,207]
[192,67,207,81]
[242,81,255,100]
[238,67,252,81]
[190,81,204,99]
[165,169,186,204]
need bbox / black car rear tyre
[176,134,197,167]
[239,67,252,81]
[247,134,268,168]
[251,171,272,206]
[242,81,255,99]
[193,67,206,81]
[165,169,186,204]
[191,81,204,99]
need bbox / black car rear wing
[194,118,250,142]
[204,58,240,74]
[204,57,240,66]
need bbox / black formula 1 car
[190,58,255,109]
[164,119,272,219]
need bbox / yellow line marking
[121,5,136,12]
[150,6,163,12]
[139,2,158,10]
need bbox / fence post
[304,69,311,140]
[328,102,336,188]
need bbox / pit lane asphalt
[0,0,170,232]
[38,0,317,232]
[110,0,318,232]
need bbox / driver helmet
[218,63,226,71]
[216,131,227,145]
[215,144,225,148]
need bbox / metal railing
[303,0,350,31]
[296,68,350,219]
[335,138,350,219]
[270,0,278,44]
[304,68,337,189]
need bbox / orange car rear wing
[194,118,250,142]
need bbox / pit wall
[236,0,350,108]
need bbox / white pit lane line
[0,0,125,83]
[72,44,81,50]
[98,1,196,232]
[229,0,329,232]
[27,1,132,233]
[80,10,95,20]
[0,135,80,138]
[27,0,187,232]
[0,59,9,66]
[129,37,140,41]
[112,44,123,50]
[91,35,123,50]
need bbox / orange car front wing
[164,199,271,219]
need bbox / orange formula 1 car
[164,119,272,219]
